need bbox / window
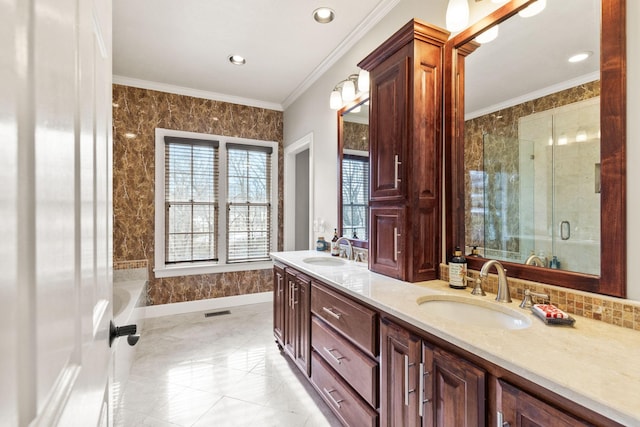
[342,151,369,240]
[164,137,218,263]
[226,144,272,263]
[154,129,278,277]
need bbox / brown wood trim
[444,0,627,298]
[337,97,369,249]
[358,18,449,71]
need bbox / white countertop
[271,250,640,426]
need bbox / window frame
[154,128,278,277]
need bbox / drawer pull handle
[323,347,346,365]
[323,387,344,409]
[322,306,342,320]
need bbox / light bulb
[446,0,469,32]
[518,0,546,18]
[341,80,356,102]
[329,90,342,110]
[475,25,499,44]
[357,69,370,93]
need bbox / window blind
[164,137,219,263]
[342,154,369,240]
[226,144,272,263]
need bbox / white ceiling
[465,0,600,118]
[113,0,601,114]
[113,0,398,110]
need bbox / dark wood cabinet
[380,318,422,427]
[496,379,590,427]
[310,281,379,426]
[281,266,311,376]
[359,19,449,283]
[273,259,623,427]
[426,344,485,427]
[369,206,405,280]
[273,263,285,347]
[380,317,485,427]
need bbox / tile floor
[114,302,341,426]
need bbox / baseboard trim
[141,292,273,319]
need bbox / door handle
[109,321,139,347]
[560,220,570,240]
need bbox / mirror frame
[444,0,627,297]
[338,96,369,249]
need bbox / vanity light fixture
[329,70,370,110]
[228,54,246,65]
[475,25,499,43]
[446,0,470,32]
[568,51,593,63]
[313,7,335,24]
[518,0,546,18]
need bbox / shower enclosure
[482,97,600,275]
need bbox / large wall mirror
[338,97,369,247]
[444,0,626,297]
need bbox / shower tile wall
[112,85,284,305]
[464,80,600,259]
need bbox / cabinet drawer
[312,316,378,407]
[311,352,378,427]
[311,283,377,357]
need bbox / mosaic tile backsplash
[440,264,640,332]
[112,84,283,305]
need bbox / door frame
[284,133,314,251]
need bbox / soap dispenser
[449,247,467,289]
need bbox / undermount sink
[416,294,532,330]
[302,256,347,267]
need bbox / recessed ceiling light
[228,55,246,65]
[568,51,593,63]
[313,7,335,24]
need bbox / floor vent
[204,310,231,318]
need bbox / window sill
[154,261,273,278]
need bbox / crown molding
[465,71,600,120]
[112,75,284,111]
[281,0,400,110]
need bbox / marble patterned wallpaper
[343,122,369,151]
[112,84,283,305]
[464,81,600,253]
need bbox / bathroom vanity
[271,251,639,427]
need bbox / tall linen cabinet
[359,19,449,282]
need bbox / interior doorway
[284,133,314,251]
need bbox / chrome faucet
[524,254,546,267]
[335,236,354,260]
[480,259,512,303]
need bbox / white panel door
[0,0,114,425]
